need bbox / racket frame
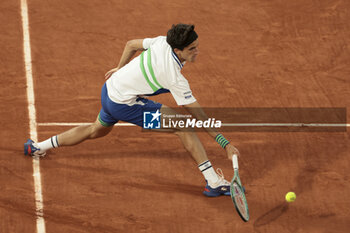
[230,154,249,222]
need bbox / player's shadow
[253,202,289,227]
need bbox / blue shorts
[98,83,163,127]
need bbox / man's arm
[183,101,217,138]
[105,39,145,79]
[183,101,240,159]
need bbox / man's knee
[89,122,112,139]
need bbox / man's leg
[174,131,207,164]
[159,105,230,196]
[24,117,113,156]
[159,105,209,163]
[57,117,113,146]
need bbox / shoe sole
[203,190,231,197]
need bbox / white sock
[198,160,220,186]
[37,135,59,152]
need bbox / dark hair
[166,24,198,50]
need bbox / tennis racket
[230,154,249,222]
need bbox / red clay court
[1,0,349,232]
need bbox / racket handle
[232,154,239,170]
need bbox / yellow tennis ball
[285,192,296,202]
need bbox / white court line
[20,0,46,232]
[38,122,134,126]
[37,122,349,127]
[221,123,350,127]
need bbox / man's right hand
[225,144,240,160]
[105,67,119,80]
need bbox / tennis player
[24,24,240,197]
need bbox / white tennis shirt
[106,36,197,106]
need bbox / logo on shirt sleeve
[183,91,193,99]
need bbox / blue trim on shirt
[172,51,184,69]
[144,88,170,96]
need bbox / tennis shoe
[24,139,46,157]
[203,168,231,197]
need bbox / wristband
[215,134,230,149]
